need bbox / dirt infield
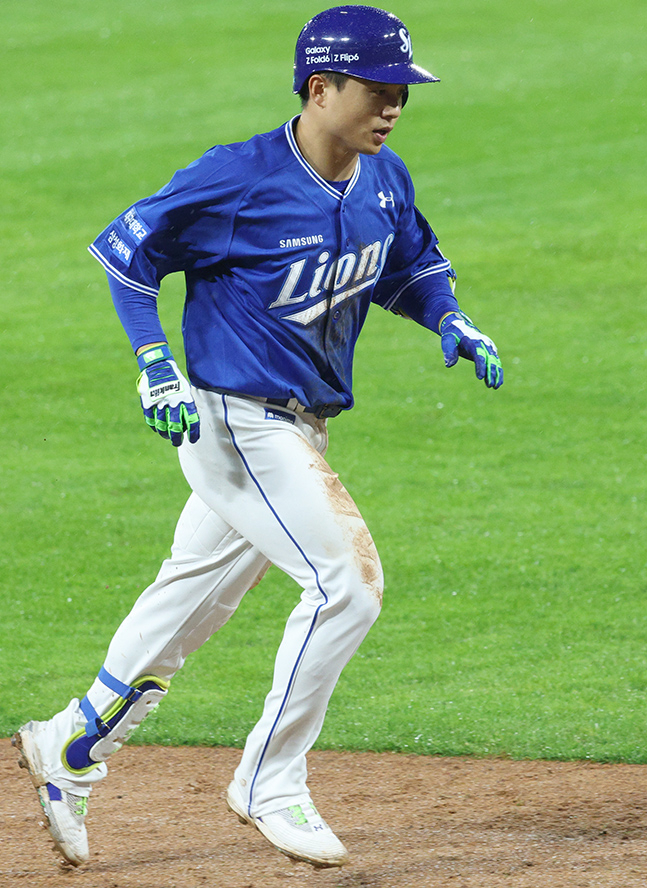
[2,738,647,887]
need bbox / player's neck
[294,115,358,183]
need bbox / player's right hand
[136,344,200,446]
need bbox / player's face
[323,76,406,156]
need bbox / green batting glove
[440,310,504,389]
[136,345,201,446]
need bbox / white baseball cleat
[12,721,90,867]
[226,780,350,869]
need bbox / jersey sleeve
[371,169,459,333]
[106,273,167,353]
[87,148,243,351]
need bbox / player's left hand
[440,310,503,389]
[136,345,201,446]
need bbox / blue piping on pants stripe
[222,395,329,818]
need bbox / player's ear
[308,74,328,108]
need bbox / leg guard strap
[62,670,170,776]
[79,667,148,738]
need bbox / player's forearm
[106,272,167,354]
[393,275,460,333]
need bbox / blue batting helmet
[293,5,439,95]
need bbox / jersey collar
[285,116,361,202]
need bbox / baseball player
[13,4,503,871]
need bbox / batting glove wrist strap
[136,348,200,446]
[440,310,504,389]
[136,343,174,372]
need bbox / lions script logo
[399,28,412,58]
[270,235,395,325]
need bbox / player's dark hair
[298,71,350,107]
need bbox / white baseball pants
[43,391,383,815]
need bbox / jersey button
[333,310,341,320]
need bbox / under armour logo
[378,190,395,209]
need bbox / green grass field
[1,0,645,762]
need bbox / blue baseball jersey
[89,117,459,412]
